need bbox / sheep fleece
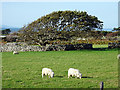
[42,68,54,78]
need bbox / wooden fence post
[100,81,104,90]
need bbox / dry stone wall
[108,42,120,48]
[0,42,93,52]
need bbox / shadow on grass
[73,48,118,52]
[82,76,93,78]
[92,48,118,51]
[55,75,64,78]
[93,47,107,50]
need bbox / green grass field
[2,49,118,88]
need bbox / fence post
[100,82,104,90]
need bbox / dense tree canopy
[19,10,103,45]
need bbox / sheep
[42,68,54,78]
[117,54,120,59]
[13,51,19,55]
[68,68,82,79]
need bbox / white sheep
[117,54,120,59]
[13,51,19,54]
[42,68,54,78]
[68,68,82,79]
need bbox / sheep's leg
[42,73,44,78]
[75,75,77,79]
[71,75,73,78]
[68,74,72,78]
[68,74,70,78]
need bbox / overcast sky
[1,1,118,29]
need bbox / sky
[1,1,119,29]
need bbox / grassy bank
[93,44,108,48]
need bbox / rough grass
[2,49,118,88]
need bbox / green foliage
[2,50,118,88]
[18,10,103,45]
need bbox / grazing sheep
[42,68,54,78]
[117,54,120,59]
[13,51,19,54]
[68,68,82,79]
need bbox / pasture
[2,49,118,88]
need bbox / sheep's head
[117,54,120,59]
[51,72,54,78]
[13,51,19,54]
[77,73,82,79]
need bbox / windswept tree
[1,29,11,35]
[113,27,120,31]
[19,10,103,45]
